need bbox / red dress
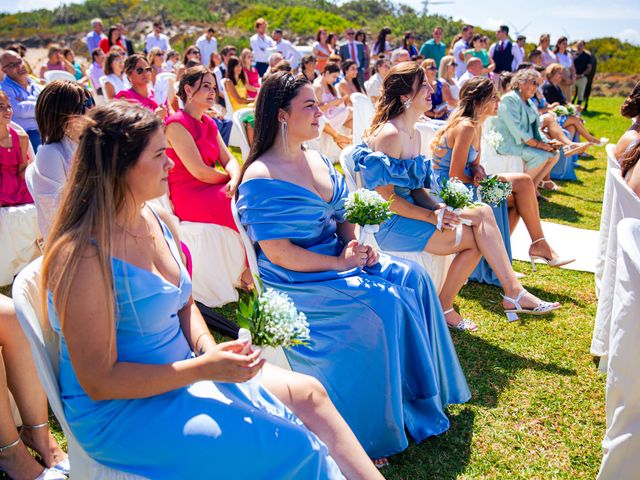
[243,67,260,99]
[99,38,124,54]
[0,127,33,206]
[115,88,160,110]
[165,111,237,231]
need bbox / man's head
[153,22,164,35]
[91,18,104,33]
[462,24,474,41]
[345,28,356,41]
[206,27,215,39]
[391,48,411,65]
[1,51,28,83]
[432,27,443,42]
[576,40,586,52]
[517,35,526,46]
[272,29,283,43]
[466,57,483,76]
[269,52,284,68]
[528,49,542,66]
[496,25,509,41]
[255,18,268,35]
[220,45,236,65]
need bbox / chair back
[351,92,374,145]
[338,145,362,192]
[219,78,236,120]
[415,121,439,158]
[230,198,261,288]
[232,108,253,161]
[154,72,176,106]
[98,76,110,100]
[44,70,76,84]
[596,144,621,293]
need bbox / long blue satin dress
[429,138,512,287]
[236,155,470,459]
[48,208,343,480]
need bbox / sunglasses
[427,66,437,70]
[135,67,153,74]
[3,60,22,70]
[347,32,355,36]
[451,62,458,67]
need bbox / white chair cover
[230,199,292,370]
[12,258,147,479]
[339,146,454,292]
[598,218,640,480]
[219,78,242,148]
[415,121,438,158]
[98,76,109,100]
[147,196,244,308]
[350,92,374,145]
[591,167,640,367]
[595,144,620,296]
[480,118,524,174]
[153,72,176,106]
[232,108,253,161]
[43,70,76,83]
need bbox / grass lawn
[1,96,626,479]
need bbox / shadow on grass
[539,201,583,223]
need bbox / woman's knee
[290,373,329,412]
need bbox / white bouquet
[237,284,310,403]
[485,129,504,152]
[344,188,394,244]
[565,104,578,116]
[478,175,512,206]
[552,105,569,117]
[437,178,477,245]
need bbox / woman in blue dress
[430,77,574,322]
[41,101,381,479]
[236,72,471,464]
[353,63,561,331]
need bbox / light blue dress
[236,155,470,459]
[430,138,513,287]
[352,143,437,252]
[48,208,343,480]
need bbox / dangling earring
[281,120,289,154]
[403,97,412,110]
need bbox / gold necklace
[116,221,155,244]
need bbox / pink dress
[0,127,33,206]
[243,67,260,99]
[115,88,160,110]
[165,111,237,232]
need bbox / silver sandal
[503,289,560,322]
[444,308,478,332]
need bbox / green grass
[2,96,626,479]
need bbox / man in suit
[339,27,366,83]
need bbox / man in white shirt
[146,22,170,53]
[453,24,474,79]
[196,28,218,67]
[213,45,237,93]
[457,57,483,87]
[271,29,302,70]
[511,35,527,71]
[250,18,275,77]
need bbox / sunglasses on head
[135,66,153,74]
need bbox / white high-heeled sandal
[21,422,70,477]
[503,289,561,322]
[444,308,478,332]
[529,237,575,272]
[0,436,67,480]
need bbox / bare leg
[262,365,384,480]
[246,123,255,145]
[563,116,599,143]
[541,114,572,146]
[525,154,559,188]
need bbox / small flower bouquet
[236,284,310,403]
[344,188,394,244]
[565,103,578,116]
[485,129,504,152]
[437,178,477,244]
[478,175,512,206]
[552,105,569,117]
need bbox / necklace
[116,221,155,244]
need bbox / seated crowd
[0,15,638,479]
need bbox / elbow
[82,380,114,401]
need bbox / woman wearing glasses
[116,54,169,118]
[421,58,448,120]
[177,46,202,81]
[438,55,460,108]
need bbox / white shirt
[273,39,302,69]
[457,71,476,88]
[250,33,276,63]
[453,39,468,78]
[556,52,573,70]
[512,45,525,71]
[146,33,170,53]
[196,34,218,65]
[439,77,460,100]
[364,73,383,99]
[104,73,130,96]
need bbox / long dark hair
[226,56,246,85]
[107,26,120,46]
[321,62,340,97]
[342,59,364,93]
[374,27,391,54]
[621,80,640,119]
[402,31,414,51]
[621,141,640,178]
[177,65,215,104]
[239,73,310,182]
[553,36,568,54]
[182,45,201,65]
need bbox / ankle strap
[531,237,546,245]
[20,422,49,430]
[503,289,527,309]
[443,307,455,315]
[0,436,21,453]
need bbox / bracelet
[194,331,214,356]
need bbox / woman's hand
[434,204,462,230]
[198,340,265,383]
[337,239,368,270]
[537,142,556,153]
[155,105,168,120]
[363,243,380,267]
[225,173,240,198]
[470,164,487,186]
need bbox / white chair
[43,70,76,84]
[147,196,245,309]
[339,146,454,292]
[230,199,291,370]
[591,166,640,369]
[219,78,242,148]
[12,258,148,479]
[98,76,110,100]
[350,92,374,145]
[598,218,640,480]
[415,121,438,158]
[480,118,524,175]
[595,144,620,296]
[153,72,176,106]
[232,108,253,162]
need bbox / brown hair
[321,62,340,97]
[35,80,88,144]
[366,62,425,138]
[103,51,121,75]
[124,54,148,77]
[147,46,163,66]
[177,65,215,104]
[545,62,565,80]
[621,80,640,119]
[620,141,640,178]
[0,91,9,104]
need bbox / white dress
[439,77,460,101]
[104,73,130,96]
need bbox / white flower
[258,288,310,348]
[553,105,568,117]
[485,129,504,151]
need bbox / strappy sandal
[503,289,560,322]
[0,436,67,480]
[20,422,70,477]
[529,237,575,272]
[444,308,478,332]
[539,180,561,191]
[373,457,390,469]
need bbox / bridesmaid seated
[0,294,69,480]
[116,54,169,118]
[237,72,471,464]
[42,101,380,479]
[430,77,574,294]
[614,80,640,161]
[164,65,253,289]
[0,91,33,207]
[352,63,561,330]
[620,142,640,196]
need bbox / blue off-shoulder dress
[236,155,470,459]
[429,139,513,287]
[352,143,437,252]
[48,208,344,480]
